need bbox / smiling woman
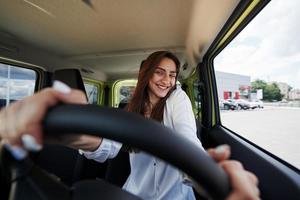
[127,51,180,121]
[100,51,202,199]
[147,59,177,104]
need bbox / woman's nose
[161,74,170,83]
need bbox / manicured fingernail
[21,134,42,152]
[53,80,71,94]
[215,145,228,154]
[4,144,28,160]
[78,149,84,155]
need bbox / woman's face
[148,57,177,104]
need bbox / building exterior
[215,71,251,100]
[289,89,300,100]
[277,82,289,99]
[0,64,36,108]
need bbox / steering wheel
[2,104,231,199]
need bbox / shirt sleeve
[80,138,122,163]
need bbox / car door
[194,0,300,199]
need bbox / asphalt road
[220,106,300,170]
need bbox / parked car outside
[235,99,251,110]
[219,99,237,110]
[251,99,264,109]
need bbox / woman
[82,51,201,199]
[0,51,260,200]
[127,51,201,198]
[82,51,259,199]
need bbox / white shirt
[83,87,203,200]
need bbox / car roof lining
[0,0,240,81]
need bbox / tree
[251,79,283,101]
[251,79,267,92]
[264,83,283,101]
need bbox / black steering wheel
[2,104,231,200]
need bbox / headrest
[52,69,87,99]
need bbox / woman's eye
[155,70,163,75]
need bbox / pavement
[220,106,300,169]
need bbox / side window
[214,0,299,169]
[119,86,136,104]
[182,75,202,119]
[193,80,202,112]
[0,63,36,108]
[112,80,137,108]
[83,80,103,105]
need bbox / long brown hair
[127,51,180,122]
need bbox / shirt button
[154,162,156,166]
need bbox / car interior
[0,0,300,199]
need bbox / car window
[83,80,103,105]
[189,79,203,121]
[193,81,202,112]
[214,0,300,169]
[119,86,135,104]
[0,63,36,108]
[113,80,137,108]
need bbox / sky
[214,0,300,89]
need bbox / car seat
[30,69,107,186]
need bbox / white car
[256,100,264,108]
[251,99,264,109]
[235,99,251,110]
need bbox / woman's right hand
[208,145,260,200]
[0,81,92,149]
